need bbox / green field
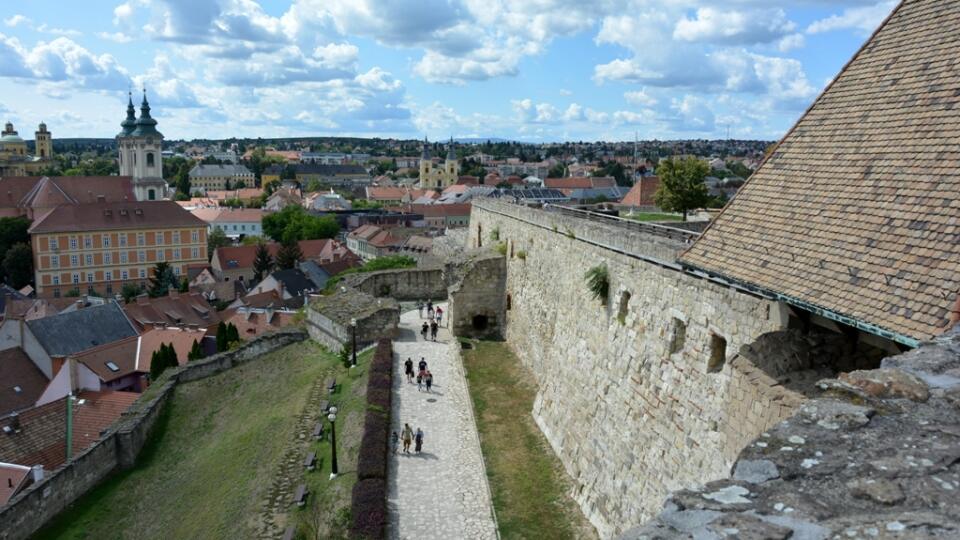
[623,212,683,222]
[463,341,597,540]
[36,341,371,540]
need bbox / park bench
[327,378,337,395]
[319,400,329,414]
[304,451,317,471]
[312,422,325,440]
[294,484,309,507]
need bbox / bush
[495,242,507,256]
[350,479,387,539]
[585,264,610,305]
[356,411,389,480]
[516,250,527,260]
[367,389,390,412]
[367,372,391,392]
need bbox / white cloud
[674,8,795,46]
[313,43,359,69]
[4,15,31,28]
[98,32,134,43]
[777,33,805,52]
[625,89,657,107]
[0,33,130,90]
[807,1,898,35]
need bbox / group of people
[395,423,425,454]
[404,357,434,392]
[416,300,444,340]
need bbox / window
[137,232,145,246]
[119,234,127,247]
[105,271,112,281]
[668,318,687,355]
[157,249,165,262]
[85,254,93,266]
[69,236,78,249]
[86,273,94,283]
[708,333,727,373]
[104,252,112,265]
[506,293,512,311]
[191,230,199,243]
[106,284,113,294]
[617,291,631,325]
[139,269,146,279]
[173,248,180,260]
[173,231,180,243]
[49,238,58,250]
[120,252,128,264]
[148,189,156,200]
[102,234,111,247]
[52,276,60,285]
[70,254,78,266]
[53,288,60,298]
[173,266,181,276]
[147,153,155,167]
[84,235,92,249]
[121,270,128,280]
[192,247,199,259]
[72,273,80,284]
[50,256,59,269]
[106,361,120,372]
[139,250,146,262]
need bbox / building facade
[419,138,459,189]
[29,201,208,298]
[0,121,54,176]
[188,164,255,193]
[117,92,169,201]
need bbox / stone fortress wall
[0,330,307,540]
[468,199,806,538]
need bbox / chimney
[30,465,43,483]
[97,195,106,203]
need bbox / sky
[0,0,898,142]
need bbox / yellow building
[419,137,459,189]
[0,121,53,176]
[29,201,208,298]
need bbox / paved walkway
[387,305,498,540]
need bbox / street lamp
[328,406,339,480]
[350,318,358,368]
[65,394,86,462]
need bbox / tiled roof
[122,292,222,332]
[29,201,206,233]
[270,268,318,297]
[71,336,139,383]
[26,301,138,358]
[365,186,430,201]
[188,164,253,178]
[0,462,30,506]
[205,188,264,200]
[680,0,960,341]
[2,176,135,212]
[224,309,296,339]
[213,239,345,270]
[620,176,661,207]
[544,176,615,189]
[0,390,138,471]
[0,348,48,418]
[138,327,207,371]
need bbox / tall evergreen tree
[148,262,178,297]
[226,323,240,345]
[187,339,204,361]
[216,321,228,352]
[275,236,303,270]
[252,241,274,282]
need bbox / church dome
[118,93,137,137]
[0,133,24,143]
[131,91,162,138]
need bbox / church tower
[34,122,52,159]
[118,91,167,201]
[419,137,433,187]
[444,137,458,184]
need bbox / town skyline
[0,0,897,142]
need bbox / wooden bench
[282,526,296,540]
[319,400,329,414]
[312,422,325,440]
[327,378,337,395]
[294,484,309,507]
[304,451,317,471]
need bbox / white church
[117,91,170,201]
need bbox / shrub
[357,412,388,480]
[495,242,507,256]
[516,250,527,260]
[489,227,500,241]
[585,264,610,305]
[350,479,387,539]
[367,389,390,412]
[367,372,392,392]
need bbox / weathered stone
[706,513,793,539]
[847,478,906,505]
[839,368,930,402]
[733,460,780,484]
[798,399,874,430]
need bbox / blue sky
[0,0,898,141]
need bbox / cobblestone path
[387,306,498,540]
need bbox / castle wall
[469,200,797,538]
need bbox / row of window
[48,247,201,269]
[49,265,182,287]
[214,224,260,232]
[47,230,201,251]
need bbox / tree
[2,243,33,288]
[187,339,204,361]
[148,261,178,297]
[275,235,303,269]
[216,321,228,352]
[262,205,339,242]
[120,283,143,303]
[253,241,274,282]
[547,163,567,178]
[0,216,30,282]
[207,227,230,260]
[226,323,240,345]
[175,162,191,196]
[653,157,709,221]
[149,343,178,380]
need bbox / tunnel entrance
[472,315,489,331]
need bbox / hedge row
[351,339,393,539]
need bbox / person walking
[421,321,429,341]
[435,307,443,327]
[392,431,399,454]
[416,371,423,392]
[402,423,413,454]
[425,370,433,393]
[427,306,434,320]
[416,301,424,318]
[419,358,427,372]
[404,358,414,383]
[414,427,424,454]
[430,320,438,341]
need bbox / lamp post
[328,406,339,480]
[65,394,86,462]
[350,318,358,368]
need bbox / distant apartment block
[188,164,255,193]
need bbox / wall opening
[506,294,512,311]
[509,240,515,258]
[617,291,631,324]
[708,333,727,373]
[472,314,489,331]
[148,189,156,200]
[668,317,687,354]
[477,224,483,248]
[147,153,155,167]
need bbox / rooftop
[0,348,48,418]
[26,301,138,358]
[29,201,207,234]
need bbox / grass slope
[463,341,597,540]
[624,212,683,222]
[36,341,365,540]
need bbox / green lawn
[623,212,683,222]
[36,341,372,540]
[463,341,597,540]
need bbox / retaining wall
[469,200,798,538]
[0,329,307,540]
[340,268,447,301]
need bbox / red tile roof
[29,201,206,234]
[223,309,296,339]
[0,463,30,506]
[123,292,222,332]
[138,327,207,370]
[0,348,48,417]
[0,176,136,217]
[544,176,616,189]
[71,337,139,383]
[213,239,348,270]
[620,176,661,208]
